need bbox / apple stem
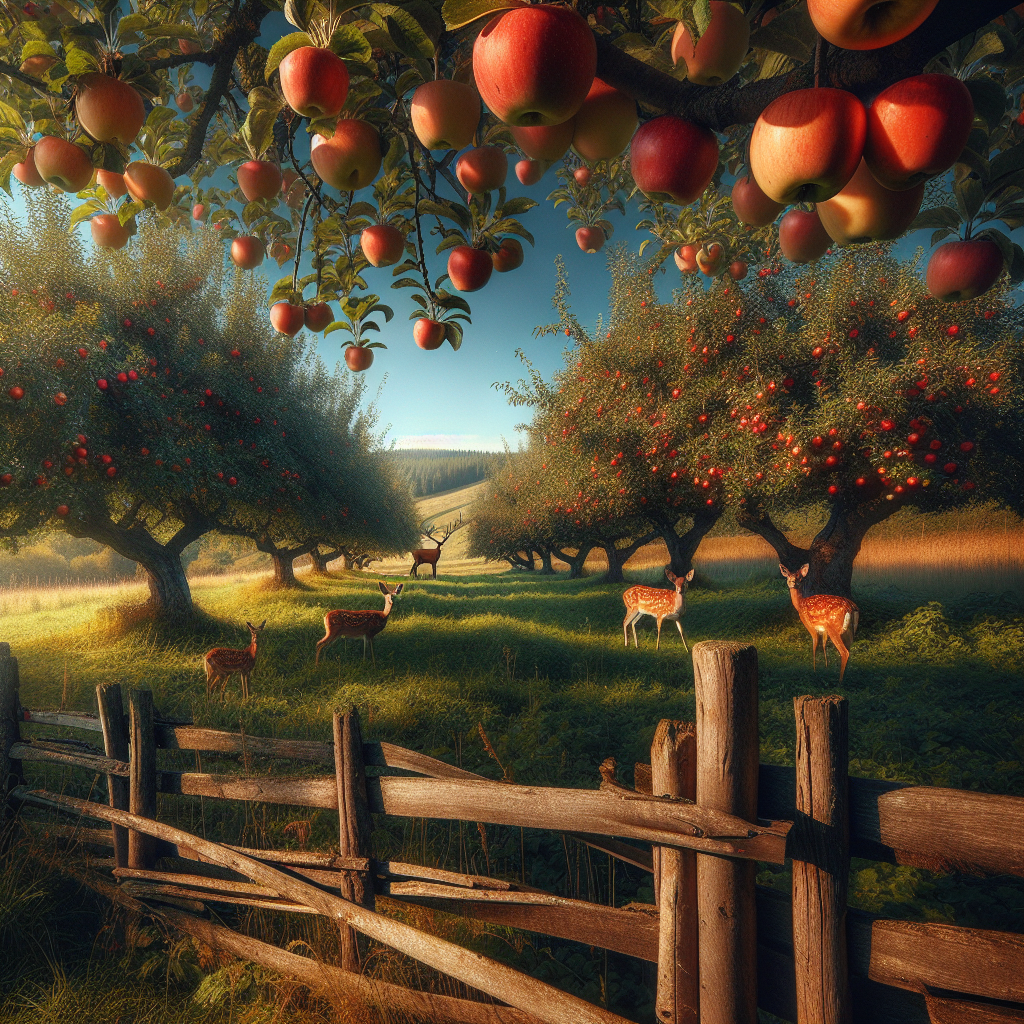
[292,192,315,297]
[407,134,439,320]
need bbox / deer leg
[432,561,437,579]
[822,630,830,667]
[656,617,663,651]
[810,630,818,672]
[623,611,635,647]
[825,626,850,682]
[674,619,688,653]
[369,634,376,669]
[631,618,640,648]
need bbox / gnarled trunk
[552,543,594,579]
[505,551,535,570]
[142,551,194,619]
[535,546,555,574]
[601,531,657,584]
[272,553,297,586]
[654,506,722,577]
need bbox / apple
[749,88,867,203]
[8,386,24,401]
[304,302,334,332]
[360,224,405,267]
[472,5,597,126]
[33,136,93,192]
[816,158,924,244]
[124,161,176,209]
[455,146,508,194]
[731,173,783,227]
[448,246,493,291]
[574,166,592,187]
[230,236,265,269]
[281,169,299,192]
[925,240,1004,301]
[12,147,44,188]
[571,77,637,161]
[270,241,292,262]
[56,504,69,516]
[511,123,574,164]
[237,160,283,202]
[696,242,724,275]
[91,213,130,249]
[192,203,206,220]
[492,237,524,272]
[674,244,698,273]
[631,116,718,205]
[806,0,940,50]
[414,318,447,349]
[270,301,305,336]
[310,120,381,191]
[19,54,56,76]
[411,80,481,150]
[728,260,748,280]
[279,47,349,119]
[576,226,605,253]
[0,474,11,486]
[778,208,832,263]
[864,74,974,190]
[671,1,750,85]
[345,346,374,372]
[516,159,547,185]
[75,73,146,145]
[177,91,193,112]
[179,38,201,54]
[97,168,128,198]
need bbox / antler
[426,513,465,545]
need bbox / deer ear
[258,619,266,630]
[779,564,788,577]
[799,564,810,578]
[665,569,677,582]
[246,621,254,630]
[685,568,695,582]
[378,581,388,595]
[395,583,404,595]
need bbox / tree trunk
[602,531,658,583]
[536,547,555,574]
[552,544,593,579]
[309,549,331,575]
[142,552,195,619]
[273,552,297,587]
[505,552,534,570]
[656,506,722,577]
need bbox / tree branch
[0,59,55,94]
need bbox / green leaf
[382,134,407,175]
[116,13,151,36]
[444,321,463,350]
[21,40,58,61]
[325,321,354,335]
[989,143,1024,187]
[964,29,1006,67]
[435,292,471,314]
[0,100,24,130]
[65,45,101,76]
[329,24,373,62]
[369,302,394,321]
[391,276,426,289]
[498,196,538,217]
[0,150,20,197]
[265,32,313,80]
[965,76,1006,128]
[1009,243,1024,285]
[956,176,985,221]
[142,23,201,41]
[69,199,106,232]
[284,0,324,31]
[118,201,144,226]
[435,232,467,252]
[976,226,1013,268]
[371,2,438,59]
[909,205,962,231]
[394,67,425,98]
[929,228,954,246]
[441,0,523,31]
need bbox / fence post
[651,719,698,1024]
[1,643,24,822]
[128,688,157,870]
[693,641,760,1024]
[97,683,130,869]
[334,708,374,972]
[792,695,851,1024]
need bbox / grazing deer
[204,620,266,700]
[780,564,860,682]
[409,514,463,579]
[623,568,695,650]
[316,581,404,667]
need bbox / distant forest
[390,450,500,497]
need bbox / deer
[409,513,463,579]
[623,568,695,650]
[316,581,404,667]
[780,563,860,683]
[203,620,266,700]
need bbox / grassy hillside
[388,449,501,497]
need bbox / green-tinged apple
[177,92,193,112]
[576,226,606,253]
[360,224,405,267]
[671,1,750,85]
[97,168,127,198]
[448,246,493,291]
[237,160,282,202]
[270,301,305,336]
[345,346,373,372]
[414,319,447,349]
[12,148,44,188]
[816,158,924,244]
[674,244,698,272]
[310,120,381,191]
[230,236,265,269]
[749,88,866,203]
[864,74,974,190]
[926,240,1004,301]
[731,173,783,226]
[492,237,524,272]
[304,302,334,332]
[631,116,718,205]
[571,78,637,160]
[279,47,349,118]
[411,80,480,150]
[33,136,92,192]
[91,214,130,249]
[472,5,596,126]
[511,121,575,161]
[728,260,748,280]
[456,147,508,194]
[124,161,175,209]
[75,73,145,145]
[516,159,547,185]
[807,0,939,49]
[778,209,831,263]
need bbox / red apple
[360,223,405,267]
[511,121,575,161]
[414,318,447,349]
[571,77,637,161]
[671,1,750,85]
[176,91,193,112]
[345,346,374,372]
[230,236,265,269]
[864,74,974,190]
[304,302,334,331]
[237,160,283,202]
[749,88,867,203]
[310,120,381,191]
[806,0,940,50]
[631,116,718,205]
[33,136,93,192]
[75,73,145,145]
[279,46,349,119]
[696,243,723,275]
[455,146,508,194]
[674,244,698,273]
[731,174,783,227]
[97,168,128,198]
[576,226,605,253]
[91,213,130,249]
[926,240,1004,301]
[448,246,493,291]
[8,386,24,401]
[270,301,305,336]
[816,158,924,244]
[281,169,299,192]
[56,504,69,516]
[410,80,481,150]
[574,166,592,187]
[192,203,206,220]
[179,38,201,54]
[728,260,748,280]
[472,5,596,126]
[124,161,176,210]
[12,147,44,188]
[515,159,547,185]
[778,209,832,263]
[492,237,524,272]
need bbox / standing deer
[409,514,463,579]
[316,581,404,667]
[204,620,266,700]
[622,568,695,650]
[780,563,860,682]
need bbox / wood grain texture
[20,708,103,733]
[128,688,157,870]
[0,645,23,818]
[924,994,1024,1024]
[97,683,130,869]
[10,741,127,775]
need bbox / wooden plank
[97,683,130,869]
[156,724,335,763]
[564,833,655,873]
[128,688,157,870]
[693,641,760,1024]
[792,695,851,1024]
[121,879,315,914]
[20,708,103,733]
[10,741,128,776]
[924,994,1024,1024]
[160,771,339,808]
[0,643,23,818]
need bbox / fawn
[622,568,695,650]
[316,581,404,667]
[780,563,859,682]
[204,620,266,700]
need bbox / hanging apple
[237,160,283,202]
[410,80,481,151]
[360,224,406,267]
[33,136,93,192]
[455,147,508,194]
[310,120,381,191]
[270,301,305,336]
[279,47,349,119]
[414,319,447,350]
[448,246,493,291]
[75,73,146,145]
[631,116,718,205]
[303,302,334,332]
[345,346,374,372]
[492,237,524,272]
[230,236,265,269]
[670,1,750,85]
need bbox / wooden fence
[1,639,1022,1024]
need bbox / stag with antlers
[409,514,463,579]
